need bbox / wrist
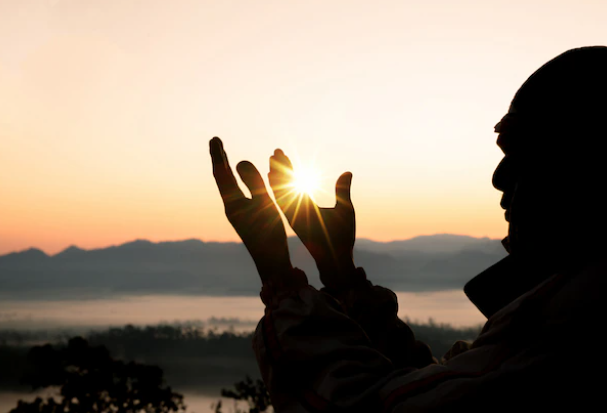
[316,255,356,276]
[255,258,293,283]
[317,260,356,283]
[318,264,367,294]
[259,267,309,307]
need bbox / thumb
[335,172,353,208]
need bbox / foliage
[214,376,271,413]
[10,337,186,413]
[409,318,481,359]
[0,320,482,395]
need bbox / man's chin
[501,236,511,254]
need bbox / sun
[290,165,322,198]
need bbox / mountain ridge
[2,234,501,258]
[0,234,507,299]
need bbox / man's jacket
[252,256,605,412]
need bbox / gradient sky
[1,0,605,255]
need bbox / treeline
[0,321,482,392]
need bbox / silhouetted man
[210,46,607,412]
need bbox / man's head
[493,46,607,263]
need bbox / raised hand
[210,137,293,283]
[269,149,356,291]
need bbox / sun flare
[290,166,322,198]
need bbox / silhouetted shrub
[10,337,185,413]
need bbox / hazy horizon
[0,290,485,331]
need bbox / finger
[272,149,293,169]
[268,149,294,186]
[335,172,353,209]
[269,149,297,210]
[210,137,245,205]
[236,161,271,201]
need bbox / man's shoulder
[474,258,606,349]
[540,258,607,323]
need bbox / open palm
[210,138,292,284]
[268,149,356,290]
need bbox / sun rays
[290,165,322,197]
[270,158,326,223]
[270,156,326,202]
[267,156,340,259]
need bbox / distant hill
[355,234,502,255]
[0,235,507,299]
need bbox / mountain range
[0,234,507,299]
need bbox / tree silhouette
[214,375,271,413]
[10,336,186,413]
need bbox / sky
[1,0,605,255]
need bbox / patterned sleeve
[253,280,397,412]
[322,268,436,369]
